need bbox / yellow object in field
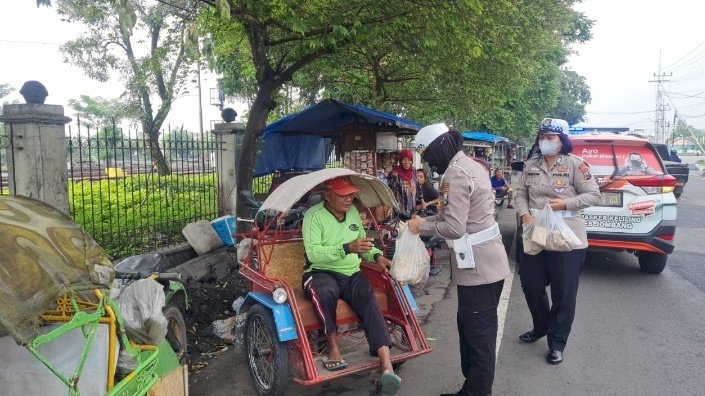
[106,167,125,178]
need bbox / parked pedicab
[236,168,432,395]
[0,195,188,396]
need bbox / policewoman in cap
[407,124,509,396]
[514,118,600,364]
[301,176,401,394]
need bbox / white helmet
[413,123,449,154]
[538,117,569,134]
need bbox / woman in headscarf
[407,124,510,396]
[387,149,417,218]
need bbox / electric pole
[649,51,672,144]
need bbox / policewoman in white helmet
[514,118,600,365]
[407,123,509,396]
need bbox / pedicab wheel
[245,304,289,396]
[163,305,188,360]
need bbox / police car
[514,134,677,274]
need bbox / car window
[574,144,664,176]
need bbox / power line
[662,39,705,71]
[0,38,60,45]
[586,110,653,115]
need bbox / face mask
[539,140,559,156]
[631,160,642,168]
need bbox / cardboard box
[210,215,236,246]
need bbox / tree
[199,0,594,217]
[551,68,591,126]
[38,0,200,175]
[68,94,140,130]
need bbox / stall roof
[263,99,422,138]
[461,131,514,144]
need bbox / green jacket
[302,202,382,276]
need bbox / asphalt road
[190,178,705,395]
[496,175,705,395]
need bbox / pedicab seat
[264,241,389,331]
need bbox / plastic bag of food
[529,204,582,252]
[390,222,430,286]
[522,221,544,255]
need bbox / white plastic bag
[527,204,582,252]
[390,222,430,286]
[116,279,168,345]
[521,221,544,255]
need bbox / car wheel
[245,304,289,396]
[674,191,682,199]
[638,252,667,274]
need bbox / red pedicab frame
[237,168,432,395]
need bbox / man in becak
[301,176,401,395]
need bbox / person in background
[301,176,401,394]
[387,149,417,219]
[407,123,510,396]
[416,168,440,215]
[670,149,682,163]
[514,117,600,365]
[490,168,514,209]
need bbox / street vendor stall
[253,99,422,196]
[461,131,516,173]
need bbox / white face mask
[539,140,559,156]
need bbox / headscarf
[422,131,462,174]
[392,149,415,182]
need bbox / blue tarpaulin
[461,131,513,144]
[253,134,333,177]
[263,99,421,138]
[254,99,421,176]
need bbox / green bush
[69,174,218,259]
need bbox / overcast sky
[2,0,705,134]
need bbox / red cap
[324,177,360,195]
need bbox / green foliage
[69,173,218,259]
[0,83,14,99]
[68,95,141,129]
[551,68,591,125]
[51,0,203,175]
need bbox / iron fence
[66,120,219,259]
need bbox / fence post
[0,103,71,214]
[212,121,245,215]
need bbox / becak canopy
[0,195,114,344]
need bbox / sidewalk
[188,208,519,395]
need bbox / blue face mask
[539,140,559,156]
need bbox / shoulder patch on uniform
[578,161,593,181]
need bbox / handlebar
[114,272,184,282]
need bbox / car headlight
[272,287,288,304]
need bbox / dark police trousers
[457,280,505,396]
[519,248,586,352]
[302,270,391,352]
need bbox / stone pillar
[0,104,71,214]
[211,122,245,215]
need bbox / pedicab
[236,168,432,396]
[0,195,188,396]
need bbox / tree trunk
[144,124,171,175]
[235,84,275,222]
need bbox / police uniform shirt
[514,153,601,248]
[419,151,510,286]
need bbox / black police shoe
[519,330,546,343]
[439,381,467,396]
[546,350,563,364]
